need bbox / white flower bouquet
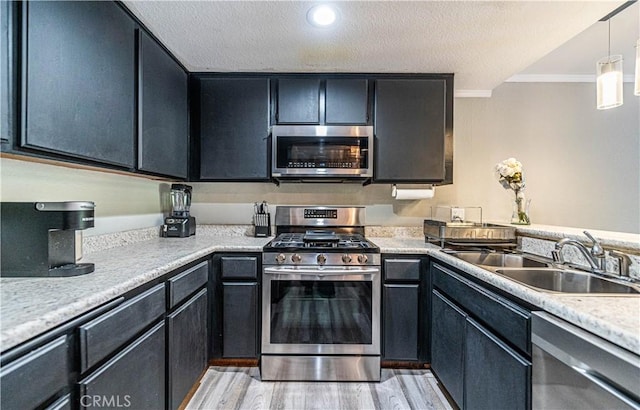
[495,157,530,224]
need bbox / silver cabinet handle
[264,267,379,276]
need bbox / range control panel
[304,209,338,219]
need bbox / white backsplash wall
[0,158,170,235]
[190,182,457,226]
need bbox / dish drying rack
[424,206,516,249]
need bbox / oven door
[262,265,381,355]
[271,125,373,178]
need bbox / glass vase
[511,190,531,225]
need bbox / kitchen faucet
[551,231,607,274]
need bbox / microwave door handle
[264,267,379,276]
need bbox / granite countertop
[2,232,638,357]
[371,237,640,355]
[0,234,271,353]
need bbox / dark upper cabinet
[274,77,370,125]
[275,78,321,124]
[374,78,447,183]
[22,1,136,168]
[138,30,188,178]
[325,79,369,124]
[196,77,270,180]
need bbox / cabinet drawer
[432,263,530,354]
[78,322,165,410]
[79,284,165,373]
[0,335,69,409]
[384,259,421,281]
[167,261,208,309]
[221,256,258,280]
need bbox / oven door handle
[264,267,379,276]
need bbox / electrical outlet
[451,207,465,222]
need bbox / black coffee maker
[162,184,196,238]
[1,201,96,277]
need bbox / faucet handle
[609,250,631,278]
[583,231,605,257]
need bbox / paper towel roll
[392,185,435,200]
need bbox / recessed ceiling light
[307,4,338,28]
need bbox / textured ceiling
[122,1,629,93]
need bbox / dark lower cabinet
[211,254,261,360]
[431,261,532,409]
[1,1,16,147]
[374,78,448,183]
[431,290,465,407]
[0,335,70,409]
[22,1,136,168]
[223,282,259,358]
[464,318,531,410]
[381,256,430,363]
[167,288,208,410]
[78,322,165,410]
[138,30,188,178]
[383,284,419,361]
[195,77,270,180]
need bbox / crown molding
[454,90,493,98]
[506,74,636,83]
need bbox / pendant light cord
[608,19,611,61]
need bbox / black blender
[162,184,196,237]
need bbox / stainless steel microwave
[271,125,374,180]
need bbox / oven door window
[270,280,372,344]
[275,137,369,169]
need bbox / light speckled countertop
[0,234,271,352]
[2,233,638,357]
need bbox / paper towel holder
[391,184,435,200]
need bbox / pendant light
[635,38,639,96]
[596,19,624,110]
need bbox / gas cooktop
[264,232,379,253]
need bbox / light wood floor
[186,367,454,410]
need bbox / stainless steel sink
[494,268,640,294]
[450,251,549,268]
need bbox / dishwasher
[532,312,640,409]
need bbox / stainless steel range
[261,206,381,381]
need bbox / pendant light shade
[635,38,639,96]
[596,18,624,110]
[596,55,624,109]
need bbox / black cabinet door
[464,318,531,410]
[167,289,208,410]
[374,79,446,182]
[78,322,165,410]
[1,1,16,149]
[383,284,419,361]
[325,79,369,124]
[197,77,270,180]
[22,1,136,168]
[138,31,188,178]
[222,282,258,358]
[276,78,321,124]
[0,335,69,410]
[431,290,465,408]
